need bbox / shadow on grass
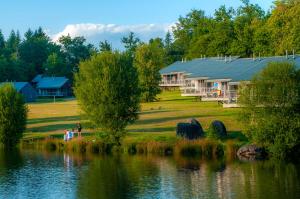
[134,112,235,126]
[158,98,193,102]
[28,98,75,104]
[139,110,173,115]
[27,116,80,125]
[27,123,78,133]
[128,126,176,133]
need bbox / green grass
[24,90,245,143]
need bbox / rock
[237,144,267,160]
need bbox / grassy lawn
[24,90,244,143]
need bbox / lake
[0,149,299,199]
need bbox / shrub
[239,62,300,159]
[176,119,204,140]
[207,120,227,139]
[0,84,27,148]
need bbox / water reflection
[0,150,299,199]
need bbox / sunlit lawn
[24,90,243,142]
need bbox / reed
[174,139,228,159]
[21,137,242,160]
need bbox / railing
[181,87,239,102]
[160,80,185,86]
[38,90,68,97]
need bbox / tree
[0,30,5,55]
[134,43,164,102]
[18,28,55,79]
[173,9,207,58]
[99,40,112,52]
[121,32,140,57]
[4,30,21,60]
[230,1,266,57]
[58,35,95,74]
[74,52,140,144]
[239,62,300,159]
[164,31,172,50]
[0,84,27,148]
[43,52,68,76]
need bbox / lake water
[0,149,299,199]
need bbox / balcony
[181,87,238,101]
[160,80,184,87]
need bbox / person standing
[77,123,82,137]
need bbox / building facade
[33,76,72,97]
[160,56,300,107]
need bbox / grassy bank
[22,90,247,157]
[25,90,243,141]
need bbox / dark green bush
[0,84,27,148]
[207,120,227,139]
[176,119,204,140]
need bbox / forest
[0,0,299,83]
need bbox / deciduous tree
[74,52,140,144]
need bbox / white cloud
[51,23,174,49]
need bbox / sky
[0,0,274,49]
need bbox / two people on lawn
[64,123,82,141]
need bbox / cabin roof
[0,82,30,92]
[160,56,300,81]
[37,77,69,89]
[32,74,43,83]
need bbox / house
[33,75,72,97]
[0,82,37,102]
[160,56,300,107]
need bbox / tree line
[171,0,300,59]
[1,0,300,83]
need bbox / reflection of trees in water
[1,150,299,199]
[166,156,300,199]
[0,149,24,197]
[225,161,300,199]
[0,148,24,171]
[76,155,160,199]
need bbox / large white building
[160,56,300,107]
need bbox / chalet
[160,56,300,107]
[33,76,72,97]
[0,82,37,102]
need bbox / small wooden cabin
[34,76,72,97]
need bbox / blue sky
[0,0,274,48]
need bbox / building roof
[37,77,69,89]
[32,74,43,83]
[13,82,30,92]
[160,56,300,82]
[0,82,30,92]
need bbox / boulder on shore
[237,144,267,161]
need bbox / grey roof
[160,56,300,81]
[37,77,69,89]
